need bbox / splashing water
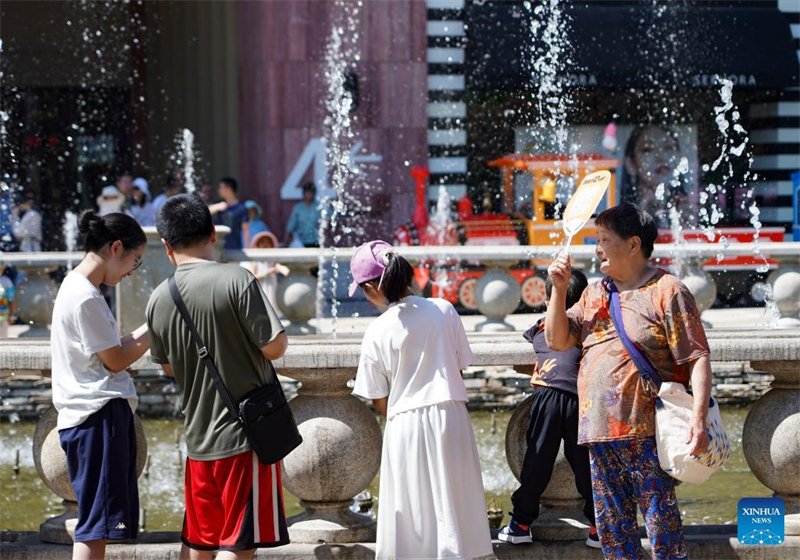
[429,186,453,247]
[522,0,576,220]
[63,211,78,268]
[168,128,204,194]
[181,129,196,194]
[702,78,769,281]
[317,0,364,336]
[668,206,686,277]
[758,283,781,329]
[428,187,458,291]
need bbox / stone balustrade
[228,242,800,331]
[1,329,798,544]
[3,242,800,335]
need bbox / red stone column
[236,0,428,243]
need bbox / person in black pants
[499,269,600,548]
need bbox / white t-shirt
[51,272,137,430]
[353,296,473,418]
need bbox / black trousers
[510,386,596,527]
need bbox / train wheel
[458,278,479,310]
[521,275,547,310]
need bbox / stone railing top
[228,241,800,264]
[0,252,85,266]
[1,329,797,374]
[3,242,799,267]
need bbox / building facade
[1,0,798,247]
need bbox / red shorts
[182,450,289,551]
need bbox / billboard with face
[515,124,700,228]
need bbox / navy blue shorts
[59,398,139,542]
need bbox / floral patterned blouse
[567,269,710,445]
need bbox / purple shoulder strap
[603,278,663,394]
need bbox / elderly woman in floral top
[545,202,712,560]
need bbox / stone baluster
[504,390,591,540]
[475,265,521,332]
[33,405,147,543]
[743,359,800,536]
[275,265,318,335]
[281,367,382,543]
[766,254,800,328]
[680,259,717,329]
[15,266,59,337]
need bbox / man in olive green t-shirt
[147,194,290,557]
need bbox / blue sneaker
[585,525,602,549]
[498,517,532,544]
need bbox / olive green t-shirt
[146,261,285,460]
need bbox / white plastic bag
[655,382,731,484]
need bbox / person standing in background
[152,176,184,215]
[242,200,270,248]
[11,191,42,252]
[284,183,321,248]
[126,178,157,227]
[96,186,126,217]
[116,174,134,213]
[197,182,219,205]
[244,231,288,309]
[209,177,248,250]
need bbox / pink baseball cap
[348,240,393,297]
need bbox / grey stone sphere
[475,268,521,319]
[276,274,317,323]
[742,388,800,496]
[15,269,58,327]
[282,394,382,503]
[767,266,800,318]
[33,405,148,502]
[681,269,717,313]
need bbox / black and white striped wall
[747,0,799,232]
[424,0,800,231]
[426,0,468,202]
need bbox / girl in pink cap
[349,240,494,560]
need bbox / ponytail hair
[78,211,147,254]
[379,251,414,304]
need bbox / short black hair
[302,182,316,194]
[595,202,658,259]
[219,177,238,193]
[156,194,214,250]
[545,268,588,309]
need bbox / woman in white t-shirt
[349,240,494,560]
[51,211,150,560]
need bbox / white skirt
[376,400,495,560]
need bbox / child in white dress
[349,240,495,560]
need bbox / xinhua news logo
[738,498,784,545]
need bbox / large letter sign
[280,138,382,200]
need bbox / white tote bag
[655,382,731,484]
[606,279,731,484]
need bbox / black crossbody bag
[168,274,302,465]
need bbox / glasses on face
[131,255,143,272]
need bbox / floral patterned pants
[588,436,687,560]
